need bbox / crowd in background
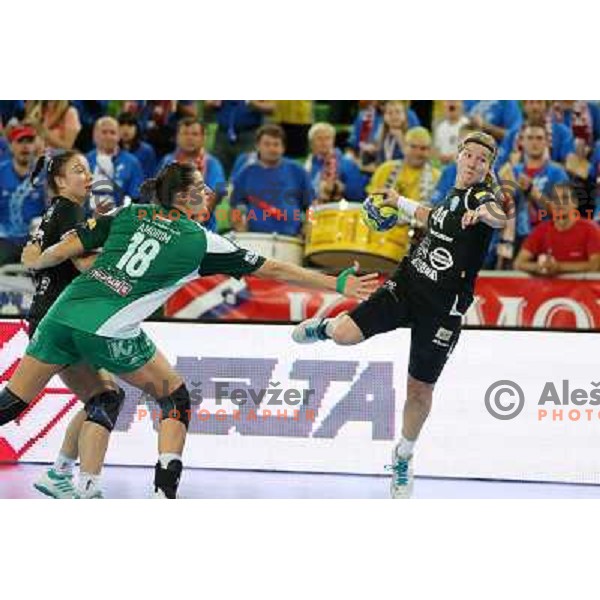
[1,100,600,278]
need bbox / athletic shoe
[291,318,329,344]
[33,468,77,499]
[386,451,414,499]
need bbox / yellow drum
[304,201,409,274]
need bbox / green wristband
[336,266,357,294]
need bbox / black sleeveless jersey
[27,196,84,324]
[402,182,496,297]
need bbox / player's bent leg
[118,350,188,499]
[35,366,122,499]
[0,356,64,426]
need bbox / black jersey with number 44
[27,196,84,324]
[402,182,497,297]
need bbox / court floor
[2,463,600,499]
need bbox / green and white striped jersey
[46,204,266,338]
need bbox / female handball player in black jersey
[25,150,122,499]
[293,131,507,499]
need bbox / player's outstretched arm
[21,232,86,271]
[254,259,379,300]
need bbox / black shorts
[349,271,472,384]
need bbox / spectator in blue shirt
[118,112,157,179]
[230,124,314,236]
[464,100,523,142]
[231,151,259,180]
[205,101,275,176]
[346,101,420,190]
[86,116,144,209]
[500,122,569,242]
[305,122,365,202]
[499,100,575,167]
[0,125,46,265]
[156,118,225,231]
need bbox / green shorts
[26,317,157,374]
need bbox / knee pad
[0,388,29,426]
[85,387,125,432]
[156,384,190,429]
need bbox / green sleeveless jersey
[46,204,266,338]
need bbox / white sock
[324,318,335,338]
[78,472,101,495]
[53,453,76,476]
[159,453,181,469]
[395,435,416,459]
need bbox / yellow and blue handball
[361,193,399,232]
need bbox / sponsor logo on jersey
[410,257,438,281]
[430,229,454,243]
[86,218,97,230]
[449,196,460,211]
[89,268,132,297]
[429,247,454,271]
[244,251,260,265]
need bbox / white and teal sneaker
[291,318,329,344]
[386,452,414,499]
[33,469,77,499]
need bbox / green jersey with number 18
[45,204,266,338]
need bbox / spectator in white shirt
[433,101,470,165]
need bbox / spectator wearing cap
[156,118,225,231]
[305,122,365,203]
[499,101,575,168]
[86,116,144,208]
[205,101,275,176]
[0,125,46,265]
[118,112,157,178]
[368,127,440,204]
[514,183,600,276]
[464,100,522,142]
[230,124,314,236]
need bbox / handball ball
[361,194,399,232]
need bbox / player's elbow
[254,258,283,279]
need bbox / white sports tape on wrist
[397,196,419,219]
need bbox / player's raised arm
[374,187,432,228]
